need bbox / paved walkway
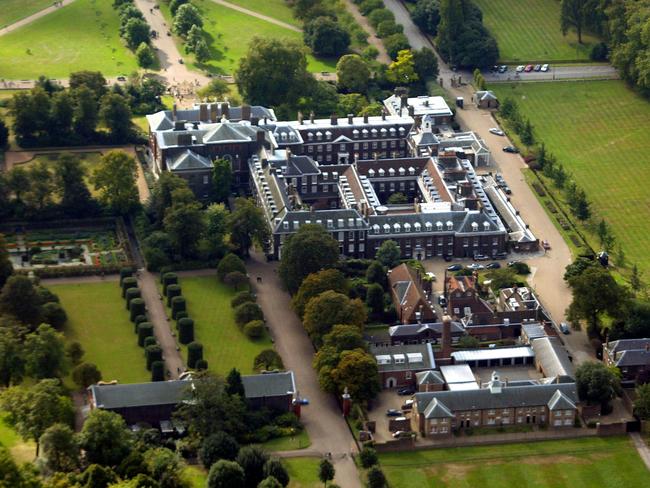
[210,0,301,33]
[0,0,76,37]
[630,433,650,471]
[246,252,362,488]
[341,0,390,64]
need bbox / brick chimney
[199,103,208,122]
[210,103,218,122]
[241,104,251,121]
[220,102,229,120]
[441,315,452,359]
[348,113,354,124]
[330,114,338,125]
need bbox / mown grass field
[178,276,273,375]
[491,80,650,277]
[226,0,301,27]
[473,0,598,62]
[380,436,648,487]
[0,414,36,463]
[0,0,138,79]
[159,0,337,75]
[284,457,322,488]
[0,0,52,27]
[52,281,150,384]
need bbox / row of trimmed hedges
[352,0,410,59]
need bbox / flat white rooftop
[451,347,534,363]
[447,381,480,391]
[440,364,476,384]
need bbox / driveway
[246,252,362,488]
[486,65,619,82]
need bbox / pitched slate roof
[614,349,650,367]
[416,382,578,416]
[168,150,213,171]
[547,389,576,410]
[388,321,465,338]
[89,380,191,409]
[531,337,574,378]
[423,398,454,418]
[416,370,445,385]
[241,371,296,399]
[607,338,650,354]
[203,123,259,143]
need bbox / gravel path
[630,433,650,471]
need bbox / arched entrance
[386,377,397,388]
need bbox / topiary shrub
[177,317,194,344]
[187,342,203,369]
[231,291,255,308]
[151,360,165,381]
[171,296,186,319]
[166,284,182,306]
[162,272,178,295]
[217,253,246,282]
[121,277,138,298]
[234,302,264,328]
[195,359,208,371]
[119,267,133,286]
[359,446,379,468]
[143,336,157,348]
[137,322,154,347]
[145,345,163,370]
[134,314,147,333]
[125,287,141,310]
[175,311,188,326]
[129,298,146,322]
[243,320,265,339]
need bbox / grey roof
[393,281,411,304]
[608,338,650,354]
[388,321,465,337]
[279,155,320,177]
[476,90,498,101]
[370,343,436,372]
[423,398,454,418]
[274,209,368,234]
[547,389,576,410]
[241,371,296,399]
[416,382,578,415]
[89,380,191,410]
[203,123,259,143]
[168,150,213,171]
[522,323,547,341]
[413,131,439,147]
[147,111,174,131]
[416,370,445,385]
[440,364,476,384]
[531,337,574,378]
[614,349,650,367]
[368,210,503,237]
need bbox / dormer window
[389,127,396,135]
[368,169,375,177]
[436,221,443,231]
[323,172,329,180]
[398,167,405,176]
[383,224,390,233]
[352,129,359,138]
[294,221,300,230]
[316,131,323,141]
[388,168,395,176]
[362,129,369,138]
[414,222,421,232]
[283,221,289,230]
[447,221,454,230]
[378,168,385,177]
[380,128,387,135]
[394,223,400,233]
[483,221,491,230]
[399,127,406,133]
[371,128,378,136]
[307,132,314,140]
[327,219,333,229]
[426,222,433,231]
[338,219,344,227]
[373,224,380,234]
[404,223,411,232]
[408,167,415,175]
[325,130,332,140]
[472,222,479,232]
[348,218,354,227]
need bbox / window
[203,175,209,185]
[372,141,378,149]
[326,144,332,152]
[353,143,360,150]
[340,143,346,151]
[363,142,369,150]
[405,371,412,379]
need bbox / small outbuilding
[473,90,499,109]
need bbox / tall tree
[437,0,464,62]
[50,90,74,139]
[227,197,269,257]
[0,379,74,456]
[173,3,203,37]
[225,368,245,397]
[560,0,590,44]
[236,446,269,488]
[54,154,95,217]
[100,93,133,142]
[73,86,99,140]
[212,158,232,204]
[163,188,205,259]
[93,151,140,215]
[336,54,370,93]
[8,167,29,204]
[292,268,348,318]
[303,290,367,345]
[0,233,13,289]
[575,361,620,405]
[387,49,419,85]
[0,275,42,327]
[0,327,24,387]
[39,423,79,473]
[278,224,340,294]
[0,118,8,148]
[207,460,245,488]
[375,240,401,268]
[318,459,335,486]
[303,16,350,57]
[235,38,311,107]
[24,324,67,379]
[124,17,151,49]
[149,171,190,227]
[25,160,52,211]
[79,409,133,466]
[69,71,107,99]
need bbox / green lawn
[0,414,36,463]
[0,0,138,79]
[0,0,52,27]
[380,436,648,487]
[159,0,337,75]
[226,0,301,27]
[178,276,273,375]
[473,0,599,62]
[261,428,311,451]
[491,80,650,277]
[52,281,150,384]
[184,465,207,488]
[284,457,322,488]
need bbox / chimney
[441,315,452,359]
[241,104,251,121]
[251,116,259,126]
[172,103,177,120]
[297,111,303,125]
[348,113,354,124]
[256,130,265,145]
[220,102,229,120]
[363,114,369,124]
[381,110,386,121]
[408,105,415,117]
[330,114,338,125]
[199,103,208,122]
[400,94,408,108]
[210,103,218,122]
[309,111,315,124]
[415,115,422,128]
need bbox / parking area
[367,390,417,443]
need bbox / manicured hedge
[162,272,178,295]
[177,317,194,344]
[171,296,186,319]
[125,287,141,310]
[166,284,181,306]
[143,336,157,348]
[187,341,203,369]
[175,311,188,325]
[145,345,163,370]
[134,314,147,333]
[234,302,264,327]
[243,320,265,339]
[137,322,154,347]
[120,267,133,285]
[151,360,165,381]
[121,277,138,297]
[129,298,146,322]
[195,359,208,371]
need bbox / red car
[524,64,534,72]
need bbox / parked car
[524,64,534,72]
[499,65,508,73]
[438,295,447,307]
[541,64,549,72]
[560,322,570,334]
[502,185,512,194]
[467,263,485,271]
[386,409,402,417]
[401,399,415,410]
[516,65,525,72]
[495,252,508,260]
[502,146,519,153]
[298,398,309,405]
[491,65,499,72]
[542,240,551,250]
[398,387,415,396]
[486,262,501,269]
[444,255,453,262]
[447,264,463,271]
[116,76,126,82]
[474,253,490,261]
[489,127,505,136]
[495,173,505,183]
[534,64,542,71]
[392,430,412,439]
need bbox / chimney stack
[251,116,259,126]
[210,103,218,122]
[330,114,338,125]
[441,315,452,359]
[199,103,208,122]
[220,102,229,120]
[400,93,408,108]
[382,110,386,121]
[348,113,354,124]
[309,111,315,124]
[172,103,177,121]
[408,105,415,117]
[297,111,303,125]
[241,104,251,121]
[363,114,369,124]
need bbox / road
[246,252,362,488]
[0,0,76,37]
[384,0,594,364]
[485,64,619,82]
